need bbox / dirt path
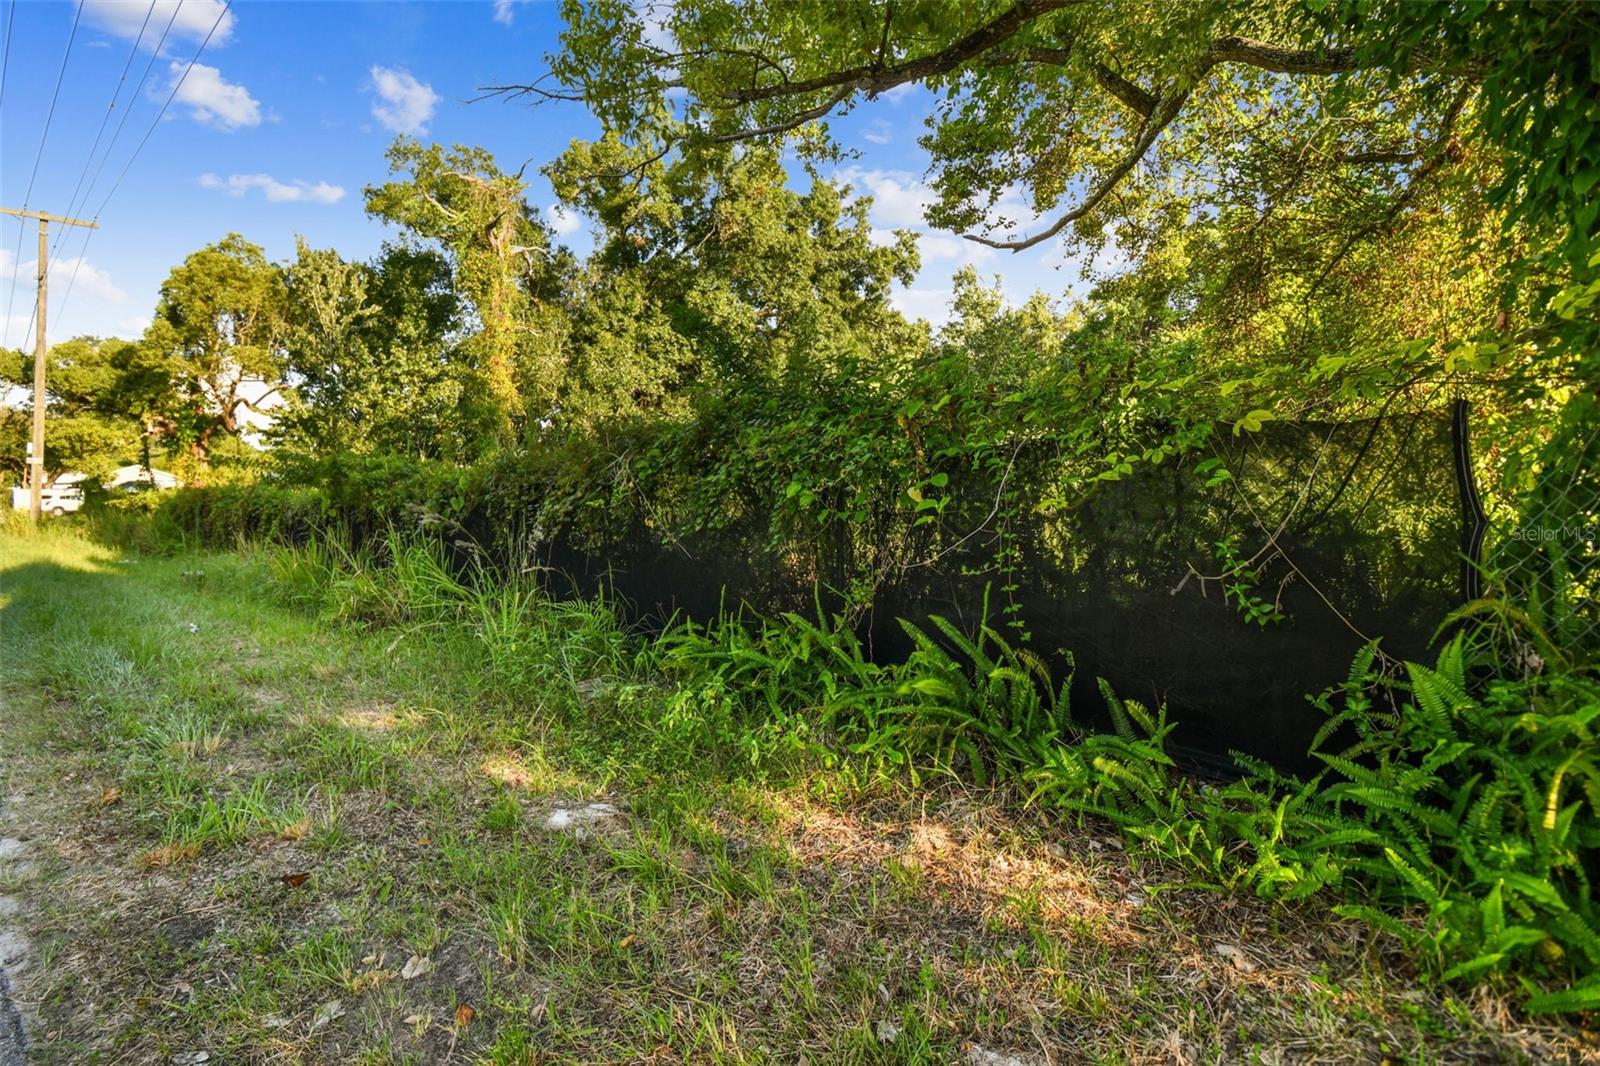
[0,752,32,1066]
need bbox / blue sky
[1,0,1083,351]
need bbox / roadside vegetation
[1,521,1595,1063]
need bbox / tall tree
[537,1,1478,253]
[135,234,288,464]
[366,139,571,443]
[0,337,144,481]
[535,0,1598,499]
[546,137,923,424]
[279,240,467,459]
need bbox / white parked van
[9,483,85,516]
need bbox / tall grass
[259,529,1600,1013]
[267,530,636,710]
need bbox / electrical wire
[51,0,160,259]
[0,0,17,114]
[47,1,185,334]
[69,0,185,234]
[53,1,232,335]
[2,1,84,347]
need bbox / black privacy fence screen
[522,413,1469,772]
[155,400,1592,773]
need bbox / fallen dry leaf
[140,842,201,868]
[100,787,122,807]
[310,999,345,1031]
[455,1003,474,1028]
[278,872,310,887]
[400,954,432,980]
[279,819,311,841]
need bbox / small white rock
[1212,942,1258,973]
[965,1046,1037,1066]
[543,803,621,833]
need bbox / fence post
[1452,398,1489,604]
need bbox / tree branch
[1090,61,1157,118]
[965,87,1189,251]
[965,36,1469,251]
[1202,36,1362,75]
[1310,84,1471,292]
[706,85,854,142]
[717,0,1080,105]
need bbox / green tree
[135,234,288,465]
[0,337,145,482]
[279,240,467,459]
[538,0,1596,399]
[547,137,924,424]
[366,139,572,443]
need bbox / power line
[44,1,186,334]
[51,0,159,260]
[53,1,233,334]
[54,0,184,264]
[2,1,84,347]
[0,0,16,113]
[91,0,231,221]
[67,0,184,237]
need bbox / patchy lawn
[0,528,1590,1064]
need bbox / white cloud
[639,1,677,51]
[199,173,346,204]
[890,286,953,327]
[910,231,994,266]
[170,61,260,129]
[836,167,937,229]
[491,0,527,25]
[844,169,1001,275]
[81,0,235,50]
[0,249,128,347]
[547,204,580,236]
[368,66,440,135]
[0,314,31,352]
[1,248,127,304]
[862,119,892,145]
[52,257,127,303]
[879,82,917,106]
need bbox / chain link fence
[1473,400,1600,664]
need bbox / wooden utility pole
[0,207,98,521]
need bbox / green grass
[0,524,1588,1063]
